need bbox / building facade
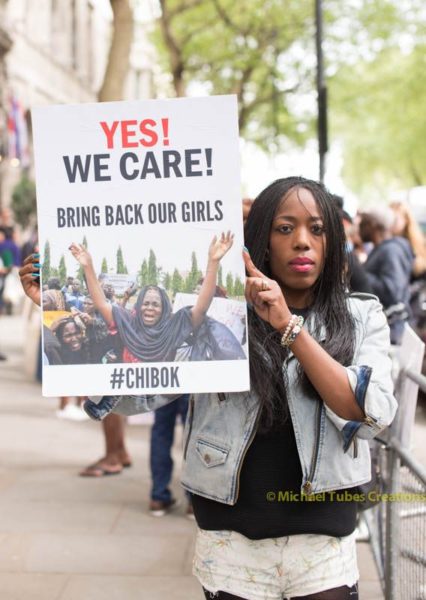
[0,0,157,211]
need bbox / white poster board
[33,95,249,396]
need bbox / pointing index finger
[243,248,265,278]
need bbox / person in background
[20,253,132,476]
[390,201,426,278]
[331,195,373,295]
[359,206,414,344]
[64,278,84,310]
[0,228,14,359]
[61,276,75,295]
[149,394,192,517]
[0,225,21,266]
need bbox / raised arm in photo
[69,243,113,326]
[191,231,234,329]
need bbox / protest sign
[32,95,249,397]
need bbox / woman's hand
[208,231,234,262]
[69,243,92,268]
[243,249,292,332]
[18,254,42,307]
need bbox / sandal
[79,462,123,477]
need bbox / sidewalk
[0,315,383,600]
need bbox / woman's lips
[288,263,315,273]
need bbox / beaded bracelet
[280,315,305,347]
[280,315,298,347]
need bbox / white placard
[33,95,249,396]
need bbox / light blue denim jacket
[113,294,397,504]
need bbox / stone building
[0,0,157,211]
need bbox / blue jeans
[150,394,190,503]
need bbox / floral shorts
[193,528,359,600]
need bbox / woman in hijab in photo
[69,232,238,419]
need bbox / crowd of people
[337,198,426,345]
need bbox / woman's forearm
[191,258,219,329]
[83,263,113,325]
[290,329,364,421]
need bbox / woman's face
[269,187,326,306]
[61,322,83,352]
[392,209,407,236]
[140,289,163,326]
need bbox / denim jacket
[113,294,397,504]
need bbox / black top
[191,307,358,540]
[191,417,358,539]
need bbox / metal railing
[366,368,426,600]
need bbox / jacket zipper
[234,406,262,501]
[183,395,195,460]
[302,401,323,496]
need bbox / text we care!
[58,118,223,228]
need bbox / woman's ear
[264,248,270,262]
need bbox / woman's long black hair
[244,176,356,431]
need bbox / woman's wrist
[276,313,294,334]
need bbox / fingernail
[33,253,40,258]
[31,273,40,278]
[33,263,42,268]
[243,246,250,253]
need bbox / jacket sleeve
[111,393,183,415]
[365,245,411,307]
[325,298,398,451]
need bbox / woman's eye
[312,224,325,235]
[278,225,292,234]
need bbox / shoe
[186,503,196,521]
[0,352,6,361]
[79,462,122,477]
[149,498,178,517]
[56,404,90,421]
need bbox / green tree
[42,241,51,283]
[163,272,171,290]
[58,255,67,284]
[218,264,223,288]
[233,276,245,297]
[147,249,158,284]
[116,246,128,274]
[139,259,148,286]
[331,43,426,198]
[171,268,183,294]
[11,175,37,229]
[184,251,202,292]
[155,0,316,151]
[101,258,108,273]
[225,272,234,297]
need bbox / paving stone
[25,533,192,576]
[59,575,202,600]
[0,500,121,534]
[0,573,68,600]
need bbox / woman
[390,200,426,278]
[49,316,89,365]
[21,178,396,598]
[110,177,396,600]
